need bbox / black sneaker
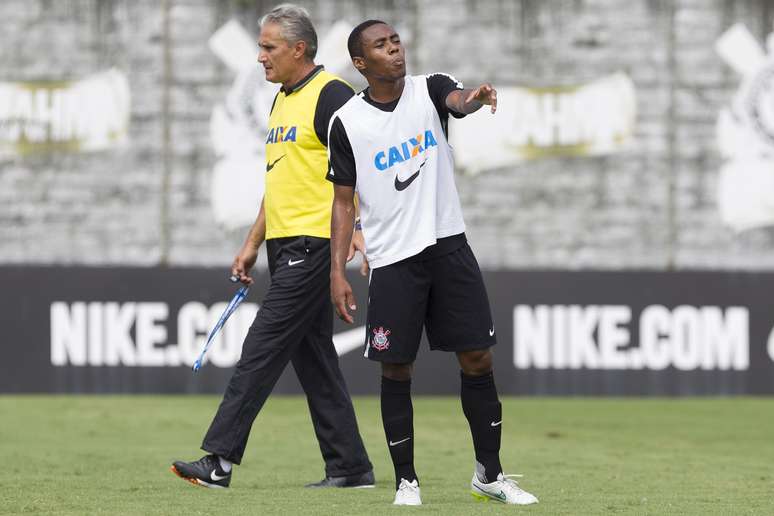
[305,470,375,488]
[170,454,231,488]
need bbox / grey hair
[260,4,318,60]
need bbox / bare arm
[331,184,357,323]
[347,194,369,276]
[445,83,498,114]
[231,198,266,285]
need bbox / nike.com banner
[1,267,773,395]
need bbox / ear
[352,56,366,72]
[293,40,307,59]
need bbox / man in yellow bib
[171,4,373,489]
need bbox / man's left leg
[457,349,501,483]
[425,243,538,505]
[292,300,374,487]
[457,349,538,505]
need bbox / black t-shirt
[269,65,354,147]
[327,74,467,260]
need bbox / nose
[257,50,267,64]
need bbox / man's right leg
[171,301,311,487]
[199,304,304,463]
[381,362,416,487]
[366,258,429,505]
[172,237,331,487]
[171,306,303,488]
[381,362,421,506]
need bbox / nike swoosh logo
[489,328,495,336]
[394,160,427,191]
[490,420,502,427]
[211,470,229,481]
[266,155,285,172]
[389,437,411,447]
[288,258,304,266]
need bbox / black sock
[461,370,503,483]
[381,376,417,490]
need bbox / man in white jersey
[326,20,539,507]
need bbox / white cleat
[393,478,422,506]
[471,472,538,505]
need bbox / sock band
[460,370,496,394]
[218,455,232,473]
[382,375,412,394]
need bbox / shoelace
[499,474,527,494]
[398,480,418,492]
[197,455,218,470]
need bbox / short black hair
[347,19,387,58]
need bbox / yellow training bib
[264,69,346,239]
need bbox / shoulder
[318,70,350,86]
[425,72,464,90]
[317,71,354,95]
[422,72,466,120]
[318,79,354,109]
[314,75,357,145]
[328,114,348,139]
[320,78,355,96]
[332,91,365,119]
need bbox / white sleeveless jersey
[330,75,465,268]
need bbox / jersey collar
[360,87,400,112]
[281,65,324,95]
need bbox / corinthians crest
[716,23,774,231]
[371,327,391,351]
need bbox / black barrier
[1,267,773,395]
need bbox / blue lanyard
[192,286,249,372]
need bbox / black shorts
[364,242,496,363]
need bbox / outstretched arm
[445,83,498,114]
[331,184,358,324]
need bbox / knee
[382,362,413,381]
[458,349,493,376]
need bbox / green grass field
[1,396,772,515]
